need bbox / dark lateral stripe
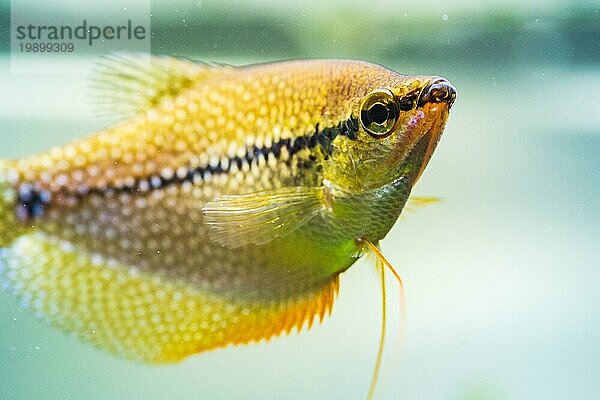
[15,183,51,221]
[16,117,359,220]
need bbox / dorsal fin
[89,52,233,121]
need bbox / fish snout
[418,78,457,109]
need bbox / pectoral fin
[401,196,440,217]
[203,187,325,249]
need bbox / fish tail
[0,159,23,248]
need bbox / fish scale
[0,55,455,365]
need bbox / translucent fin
[203,187,324,249]
[402,196,440,217]
[89,52,232,120]
[0,231,339,363]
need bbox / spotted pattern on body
[0,56,455,363]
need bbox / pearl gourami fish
[0,54,455,388]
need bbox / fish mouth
[417,78,457,110]
[408,79,454,183]
[392,77,455,185]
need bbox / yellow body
[0,55,455,362]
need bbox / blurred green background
[0,0,599,399]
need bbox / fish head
[327,70,456,191]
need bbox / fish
[0,54,455,395]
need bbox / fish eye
[359,88,399,139]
